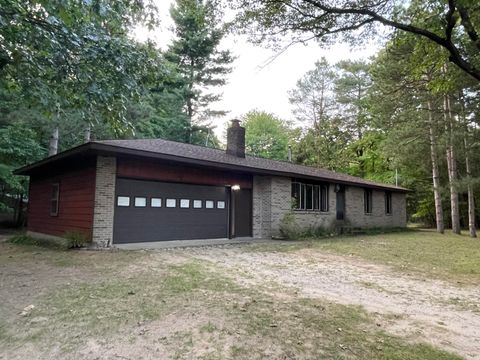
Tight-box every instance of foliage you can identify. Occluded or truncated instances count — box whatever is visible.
[242,110,292,160]
[63,231,91,248]
[279,212,332,239]
[231,0,480,81]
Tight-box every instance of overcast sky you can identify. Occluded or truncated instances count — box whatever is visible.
[133,0,380,140]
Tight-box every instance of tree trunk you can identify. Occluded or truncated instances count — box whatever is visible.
[464,136,477,238]
[427,99,444,233]
[84,125,91,143]
[49,126,59,156]
[443,94,461,234]
[459,91,477,238]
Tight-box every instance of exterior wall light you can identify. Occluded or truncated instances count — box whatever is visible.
[232,184,241,191]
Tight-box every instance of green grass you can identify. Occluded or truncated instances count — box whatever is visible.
[249,229,480,285]
[8,233,71,250]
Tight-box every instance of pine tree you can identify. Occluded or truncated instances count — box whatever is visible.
[165,0,234,143]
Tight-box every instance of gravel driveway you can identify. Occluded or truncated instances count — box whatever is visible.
[174,245,480,359]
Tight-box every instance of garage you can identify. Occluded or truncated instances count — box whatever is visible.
[113,178,230,243]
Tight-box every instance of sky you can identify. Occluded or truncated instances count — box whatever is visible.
[133,0,380,140]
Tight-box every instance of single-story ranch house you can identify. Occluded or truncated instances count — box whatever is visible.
[15,120,407,247]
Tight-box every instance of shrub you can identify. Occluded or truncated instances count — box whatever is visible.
[63,231,91,248]
[279,212,302,239]
[279,213,332,240]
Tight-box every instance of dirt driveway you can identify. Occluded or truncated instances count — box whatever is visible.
[181,245,480,359]
[1,238,479,359]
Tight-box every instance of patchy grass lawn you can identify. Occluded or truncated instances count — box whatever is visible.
[250,229,480,285]
[0,234,467,359]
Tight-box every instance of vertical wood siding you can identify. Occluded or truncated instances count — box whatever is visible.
[27,161,96,238]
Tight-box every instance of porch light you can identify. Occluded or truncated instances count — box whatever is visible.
[232,184,241,191]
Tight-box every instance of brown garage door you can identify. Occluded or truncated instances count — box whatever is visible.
[113,178,229,243]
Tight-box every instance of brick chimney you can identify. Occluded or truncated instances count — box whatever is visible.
[226,119,245,158]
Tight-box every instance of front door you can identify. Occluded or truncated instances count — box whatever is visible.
[230,188,252,238]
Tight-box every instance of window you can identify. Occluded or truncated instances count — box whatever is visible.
[180,199,190,208]
[205,200,214,209]
[385,192,392,215]
[364,189,373,214]
[193,200,202,208]
[291,180,328,212]
[134,197,147,207]
[117,196,130,207]
[151,198,162,208]
[217,201,225,209]
[166,199,176,208]
[50,183,60,216]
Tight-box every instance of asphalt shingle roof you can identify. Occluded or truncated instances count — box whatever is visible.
[93,138,408,192]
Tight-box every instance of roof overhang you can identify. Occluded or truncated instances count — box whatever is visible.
[15,142,410,193]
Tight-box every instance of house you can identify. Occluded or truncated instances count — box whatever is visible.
[15,120,407,247]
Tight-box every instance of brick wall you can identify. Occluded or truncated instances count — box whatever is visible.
[252,175,406,238]
[344,186,406,228]
[252,176,272,238]
[92,156,117,247]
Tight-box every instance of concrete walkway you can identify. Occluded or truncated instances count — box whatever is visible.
[114,237,274,250]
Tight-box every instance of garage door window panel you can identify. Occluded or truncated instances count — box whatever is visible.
[166,199,177,208]
[180,199,190,208]
[151,198,162,207]
[117,196,130,207]
[205,200,214,209]
[193,200,202,208]
[217,201,225,209]
[135,197,147,207]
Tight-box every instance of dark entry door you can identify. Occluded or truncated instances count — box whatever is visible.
[113,178,229,243]
[336,186,345,220]
[231,188,252,238]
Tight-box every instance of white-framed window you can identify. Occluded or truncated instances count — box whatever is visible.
[166,198,176,208]
[217,201,225,209]
[117,196,130,207]
[193,200,202,208]
[134,197,147,207]
[151,198,162,208]
[180,199,190,208]
[205,200,214,209]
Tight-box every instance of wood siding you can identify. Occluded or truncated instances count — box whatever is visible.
[27,160,96,238]
[117,157,253,189]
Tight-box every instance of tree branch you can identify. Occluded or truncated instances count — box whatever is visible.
[299,0,480,81]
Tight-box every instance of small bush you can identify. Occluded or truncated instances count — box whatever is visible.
[279,213,302,239]
[63,231,91,248]
[279,213,332,240]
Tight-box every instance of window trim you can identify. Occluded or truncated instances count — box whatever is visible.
[50,183,60,216]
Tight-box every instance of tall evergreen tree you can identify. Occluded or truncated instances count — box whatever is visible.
[165,0,234,143]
